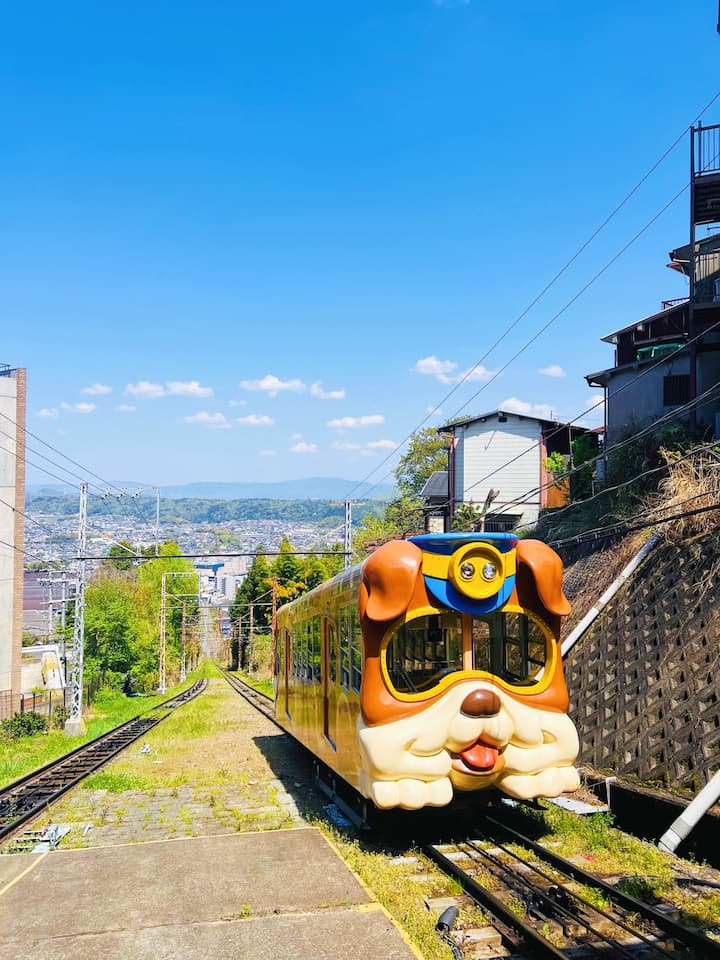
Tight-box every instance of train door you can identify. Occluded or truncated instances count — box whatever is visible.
[323,618,337,748]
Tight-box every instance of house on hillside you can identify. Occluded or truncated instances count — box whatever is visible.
[586,122,720,443]
[422,409,594,533]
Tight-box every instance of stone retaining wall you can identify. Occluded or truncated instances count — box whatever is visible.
[564,531,720,789]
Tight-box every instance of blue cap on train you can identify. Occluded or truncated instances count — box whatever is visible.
[407,532,517,615]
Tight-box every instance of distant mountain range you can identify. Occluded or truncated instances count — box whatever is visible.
[26,477,395,502]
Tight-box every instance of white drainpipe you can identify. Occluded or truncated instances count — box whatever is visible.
[561,531,663,658]
[658,771,720,853]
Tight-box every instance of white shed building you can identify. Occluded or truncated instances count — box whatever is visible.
[439,409,586,531]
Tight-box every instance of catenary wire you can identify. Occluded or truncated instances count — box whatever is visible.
[341,92,720,503]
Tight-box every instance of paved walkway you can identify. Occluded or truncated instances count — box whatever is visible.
[0,827,422,959]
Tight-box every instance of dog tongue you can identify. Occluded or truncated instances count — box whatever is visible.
[460,741,498,771]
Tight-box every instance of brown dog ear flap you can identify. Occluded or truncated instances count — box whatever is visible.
[515,539,571,616]
[361,540,423,622]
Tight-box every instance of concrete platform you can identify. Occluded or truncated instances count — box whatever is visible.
[0,827,421,959]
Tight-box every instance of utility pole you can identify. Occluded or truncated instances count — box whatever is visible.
[158,571,167,694]
[65,482,87,735]
[153,486,160,556]
[478,489,500,532]
[248,603,254,673]
[344,499,352,569]
[46,577,54,641]
[180,601,187,683]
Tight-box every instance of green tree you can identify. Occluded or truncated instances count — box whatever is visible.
[271,536,306,603]
[394,427,450,499]
[230,547,272,630]
[353,428,449,555]
[570,433,599,501]
[102,541,138,571]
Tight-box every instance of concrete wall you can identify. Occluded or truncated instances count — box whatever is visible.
[606,354,690,444]
[453,414,542,527]
[0,368,26,718]
[564,531,720,789]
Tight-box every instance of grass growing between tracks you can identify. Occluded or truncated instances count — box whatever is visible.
[0,682,200,790]
[517,800,720,930]
[46,673,302,843]
[237,674,274,698]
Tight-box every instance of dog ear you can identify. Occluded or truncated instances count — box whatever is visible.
[361,540,423,622]
[515,539,571,616]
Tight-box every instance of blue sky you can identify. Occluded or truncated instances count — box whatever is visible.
[3,1,719,491]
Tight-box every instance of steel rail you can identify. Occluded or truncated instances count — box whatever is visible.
[486,814,720,959]
[424,841,568,960]
[221,671,278,724]
[461,836,665,960]
[0,680,206,843]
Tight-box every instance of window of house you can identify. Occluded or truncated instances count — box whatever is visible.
[663,374,690,406]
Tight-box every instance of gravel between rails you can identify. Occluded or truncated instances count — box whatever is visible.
[33,677,316,848]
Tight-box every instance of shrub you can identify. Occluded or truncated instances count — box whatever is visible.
[0,711,49,740]
[51,705,68,729]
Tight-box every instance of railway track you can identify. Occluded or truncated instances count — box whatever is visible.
[220,670,720,956]
[221,670,277,722]
[424,814,720,959]
[0,680,207,844]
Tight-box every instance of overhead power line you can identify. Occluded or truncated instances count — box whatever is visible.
[343,89,720,503]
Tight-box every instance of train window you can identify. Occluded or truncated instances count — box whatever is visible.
[311,616,322,682]
[350,606,362,692]
[339,606,351,690]
[472,612,547,684]
[297,620,310,682]
[328,622,337,683]
[288,629,294,677]
[386,613,463,694]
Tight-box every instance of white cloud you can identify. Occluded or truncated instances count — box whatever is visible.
[166,380,213,397]
[60,401,96,414]
[290,433,304,440]
[123,379,213,399]
[538,365,566,378]
[332,441,362,451]
[310,380,345,400]
[500,397,556,421]
[290,441,318,453]
[240,374,306,398]
[235,414,274,426]
[416,356,496,384]
[124,380,166,399]
[327,414,384,430]
[415,356,458,377]
[114,404,136,413]
[81,383,112,395]
[259,449,277,456]
[582,394,605,425]
[228,399,247,408]
[183,411,230,429]
[36,408,58,419]
[438,364,496,385]
[367,439,397,450]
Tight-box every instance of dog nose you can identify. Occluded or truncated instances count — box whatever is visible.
[460,689,501,718]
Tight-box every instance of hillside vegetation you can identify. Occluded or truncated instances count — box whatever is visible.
[25,494,385,525]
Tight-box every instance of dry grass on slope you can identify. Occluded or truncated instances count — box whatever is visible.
[560,532,647,639]
[644,447,720,542]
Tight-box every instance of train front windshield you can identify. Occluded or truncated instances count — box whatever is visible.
[384,609,550,695]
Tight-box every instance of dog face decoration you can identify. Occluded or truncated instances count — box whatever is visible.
[357,534,580,811]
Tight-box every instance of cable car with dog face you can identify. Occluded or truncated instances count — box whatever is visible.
[274,532,579,811]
